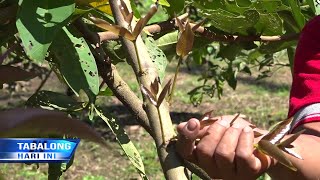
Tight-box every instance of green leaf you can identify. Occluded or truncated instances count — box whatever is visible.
[198,9,260,35]
[259,40,297,54]
[130,1,141,18]
[254,12,283,35]
[51,27,99,102]
[193,0,224,10]
[98,87,113,96]
[155,0,170,7]
[236,0,251,7]
[306,0,320,15]
[223,65,237,90]
[26,90,85,112]
[218,43,243,61]
[104,40,126,64]
[165,0,184,16]
[156,31,178,48]
[287,0,305,30]
[16,0,75,62]
[251,0,289,13]
[145,37,168,82]
[94,107,148,180]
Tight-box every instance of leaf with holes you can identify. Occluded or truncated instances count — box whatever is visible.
[51,27,99,102]
[0,65,36,84]
[16,0,75,62]
[95,107,148,179]
[26,90,86,112]
[145,37,168,82]
[0,108,105,146]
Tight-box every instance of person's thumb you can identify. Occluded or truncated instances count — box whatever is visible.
[176,118,200,161]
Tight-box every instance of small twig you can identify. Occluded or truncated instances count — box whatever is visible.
[169,56,183,103]
[34,69,52,94]
[98,17,299,43]
[229,113,240,126]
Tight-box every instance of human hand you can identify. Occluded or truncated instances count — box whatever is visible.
[176,115,273,180]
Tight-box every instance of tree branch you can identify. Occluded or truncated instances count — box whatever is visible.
[109,0,189,179]
[98,17,299,43]
[73,18,153,137]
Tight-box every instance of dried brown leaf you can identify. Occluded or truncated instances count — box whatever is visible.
[125,12,134,24]
[175,16,184,32]
[258,140,296,171]
[262,117,293,144]
[249,124,257,129]
[278,129,305,148]
[0,65,37,84]
[89,16,134,40]
[230,113,240,126]
[0,108,106,146]
[282,147,303,160]
[157,79,172,107]
[150,78,159,96]
[141,85,157,106]
[176,22,194,58]
[192,18,206,32]
[199,110,214,121]
[254,130,264,138]
[119,0,130,17]
[200,118,218,129]
[132,4,158,39]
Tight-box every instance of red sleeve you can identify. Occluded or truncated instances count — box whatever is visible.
[288,16,320,119]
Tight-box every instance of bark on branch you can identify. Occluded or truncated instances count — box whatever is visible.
[109,0,190,179]
[73,18,153,137]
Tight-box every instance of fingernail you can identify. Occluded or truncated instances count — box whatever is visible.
[232,123,241,129]
[244,126,252,133]
[187,120,197,131]
[218,119,228,127]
